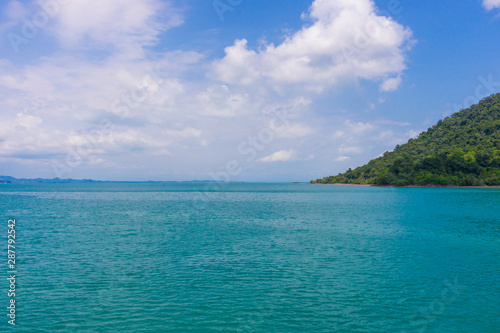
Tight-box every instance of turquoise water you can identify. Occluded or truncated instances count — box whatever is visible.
[0,183,499,332]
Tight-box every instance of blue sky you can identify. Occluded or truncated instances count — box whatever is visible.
[0,0,500,182]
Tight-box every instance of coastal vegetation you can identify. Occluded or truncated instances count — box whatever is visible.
[312,93,500,186]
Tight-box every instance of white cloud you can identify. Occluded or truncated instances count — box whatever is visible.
[47,0,182,58]
[87,156,106,165]
[196,85,250,117]
[344,120,375,134]
[17,112,42,129]
[483,0,500,10]
[259,149,296,162]
[275,123,314,138]
[408,129,423,139]
[152,149,172,156]
[380,75,402,92]
[374,130,394,141]
[164,128,202,138]
[333,130,345,138]
[334,156,351,162]
[212,0,413,91]
[338,145,363,154]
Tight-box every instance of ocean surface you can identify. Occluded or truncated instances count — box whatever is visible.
[0,183,499,332]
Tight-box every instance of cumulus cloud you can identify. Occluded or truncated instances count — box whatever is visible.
[212,0,413,91]
[49,0,182,58]
[259,149,296,162]
[380,75,402,92]
[0,0,204,177]
[483,0,500,10]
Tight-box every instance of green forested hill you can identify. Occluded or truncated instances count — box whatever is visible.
[312,93,500,186]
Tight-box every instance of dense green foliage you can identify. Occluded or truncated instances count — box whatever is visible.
[312,93,500,186]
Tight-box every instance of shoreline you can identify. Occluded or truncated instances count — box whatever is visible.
[311,183,500,189]
[312,183,372,187]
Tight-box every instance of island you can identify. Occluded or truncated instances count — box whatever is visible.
[0,176,224,184]
[311,93,500,186]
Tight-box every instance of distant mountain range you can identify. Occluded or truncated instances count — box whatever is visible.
[0,176,221,184]
[312,93,500,186]
[0,176,103,183]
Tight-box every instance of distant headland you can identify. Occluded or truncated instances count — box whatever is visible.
[312,93,500,186]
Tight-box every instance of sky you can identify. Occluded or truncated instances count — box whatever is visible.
[0,0,500,182]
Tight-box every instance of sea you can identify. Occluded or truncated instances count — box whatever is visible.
[0,183,499,332]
